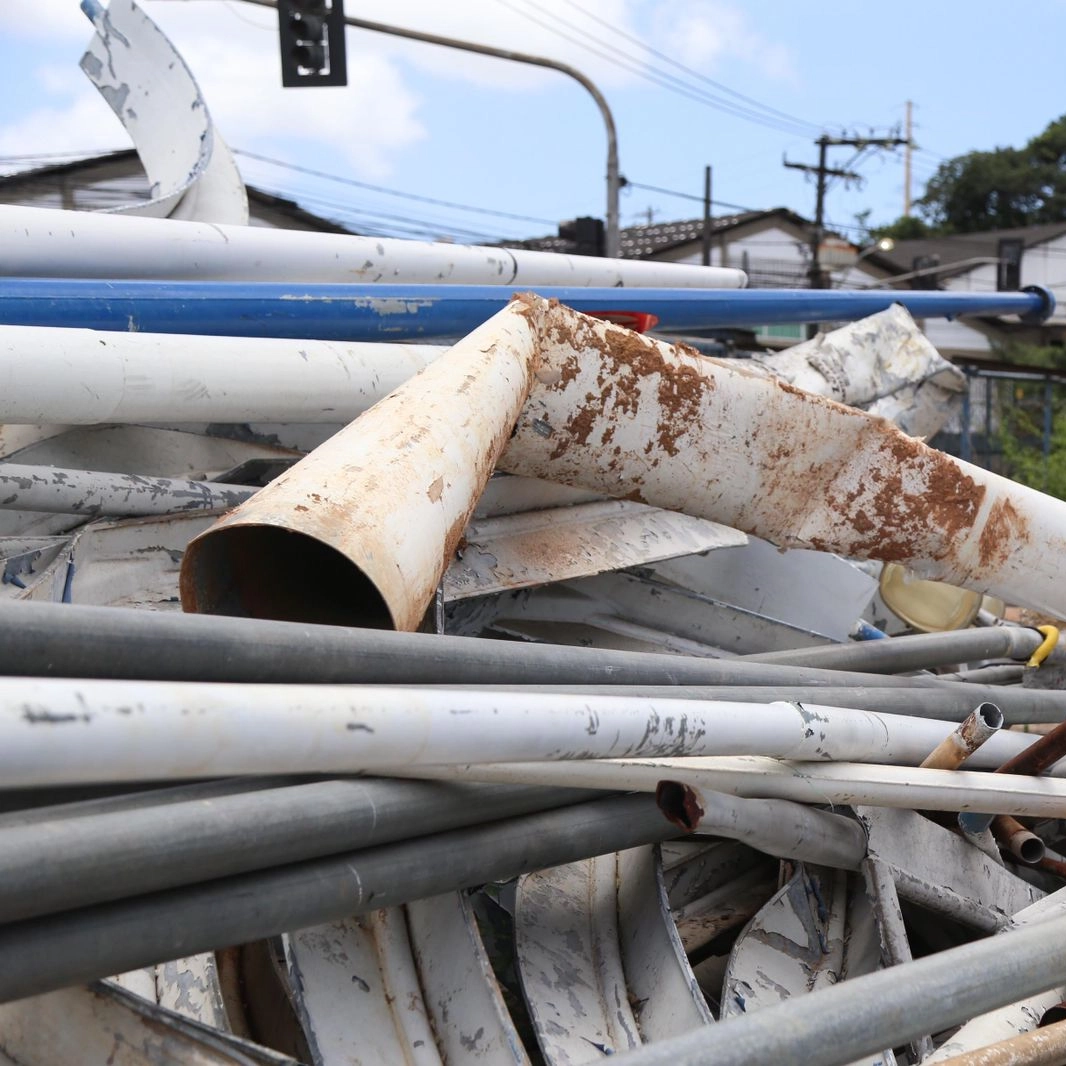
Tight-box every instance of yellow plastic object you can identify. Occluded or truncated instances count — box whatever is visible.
[879,563,983,633]
[1027,625,1060,668]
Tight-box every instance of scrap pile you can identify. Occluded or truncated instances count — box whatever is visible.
[4,3,1066,1065]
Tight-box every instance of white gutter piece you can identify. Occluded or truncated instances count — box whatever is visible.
[80,0,248,224]
[0,204,747,287]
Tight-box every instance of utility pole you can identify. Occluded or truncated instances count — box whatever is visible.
[785,132,909,290]
[903,101,914,217]
[701,165,712,267]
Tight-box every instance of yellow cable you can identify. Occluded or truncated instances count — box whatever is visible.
[1027,625,1060,668]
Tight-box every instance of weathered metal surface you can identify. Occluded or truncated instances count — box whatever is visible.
[3,681,1058,786]
[920,702,1004,770]
[925,990,1066,1063]
[156,955,231,1031]
[670,865,778,957]
[413,757,1066,819]
[281,910,443,1065]
[615,845,716,1040]
[748,304,967,438]
[0,325,441,425]
[516,853,641,1062]
[443,500,744,601]
[406,892,529,1065]
[928,1017,1066,1066]
[0,463,255,517]
[991,814,1046,864]
[181,301,541,630]
[0,204,747,287]
[721,864,847,1017]
[499,296,1066,620]
[80,0,247,224]
[0,980,297,1065]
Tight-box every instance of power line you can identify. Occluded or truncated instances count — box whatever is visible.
[493,0,821,137]
[232,148,558,226]
[622,179,760,214]
[556,0,824,136]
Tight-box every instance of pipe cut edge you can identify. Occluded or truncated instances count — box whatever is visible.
[180,297,542,630]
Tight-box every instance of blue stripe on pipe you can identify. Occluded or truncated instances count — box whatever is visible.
[0,280,1053,341]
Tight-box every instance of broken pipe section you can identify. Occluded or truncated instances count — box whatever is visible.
[183,294,1066,629]
[180,299,541,629]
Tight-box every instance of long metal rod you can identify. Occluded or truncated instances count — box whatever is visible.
[605,908,1066,1066]
[0,463,256,517]
[0,680,1046,787]
[929,1018,1066,1066]
[411,757,1066,818]
[0,779,593,922]
[0,279,1051,340]
[920,702,1003,770]
[239,0,623,256]
[747,626,1044,673]
[0,793,684,1004]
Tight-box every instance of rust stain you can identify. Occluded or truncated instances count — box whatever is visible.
[978,497,1030,570]
[426,476,444,503]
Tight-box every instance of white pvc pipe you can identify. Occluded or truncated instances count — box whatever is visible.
[0,205,748,288]
[0,326,443,424]
[0,680,1054,787]
[401,757,1066,819]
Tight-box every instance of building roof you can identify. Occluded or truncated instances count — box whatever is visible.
[879,222,1066,281]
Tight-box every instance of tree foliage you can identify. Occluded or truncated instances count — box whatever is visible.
[916,115,1066,234]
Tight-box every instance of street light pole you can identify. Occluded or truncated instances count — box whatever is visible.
[242,0,622,257]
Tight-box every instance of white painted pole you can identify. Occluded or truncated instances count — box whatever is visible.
[0,205,747,288]
[404,757,1066,818]
[0,680,1055,788]
[0,325,443,425]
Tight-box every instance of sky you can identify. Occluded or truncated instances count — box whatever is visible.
[0,0,1064,249]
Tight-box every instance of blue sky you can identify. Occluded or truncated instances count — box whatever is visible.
[1,0,1064,246]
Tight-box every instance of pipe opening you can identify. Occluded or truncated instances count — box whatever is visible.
[180,525,394,629]
[1013,833,1046,865]
[656,780,702,832]
[976,702,1005,730]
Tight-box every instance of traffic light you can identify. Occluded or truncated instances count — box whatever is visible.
[558,217,606,257]
[277,0,347,87]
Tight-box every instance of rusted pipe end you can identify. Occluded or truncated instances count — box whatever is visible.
[656,780,703,832]
[180,524,394,629]
[976,702,1004,731]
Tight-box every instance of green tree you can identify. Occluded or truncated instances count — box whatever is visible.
[915,115,1066,233]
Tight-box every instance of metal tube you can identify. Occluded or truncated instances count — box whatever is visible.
[748,627,1044,673]
[0,206,745,287]
[0,463,256,517]
[991,814,1046,864]
[0,279,1049,341]
[603,911,1066,1066]
[920,702,1004,770]
[499,297,1066,621]
[897,1018,1066,1066]
[0,325,442,424]
[654,783,867,869]
[181,301,542,630]
[997,719,1066,778]
[404,758,1066,819]
[0,681,1041,787]
[0,793,684,1004]
[0,778,592,922]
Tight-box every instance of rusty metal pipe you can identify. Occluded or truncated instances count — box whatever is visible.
[928,1017,1066,1066]
[180,301,541,630]
[920,703,1004,770]
[991,814,1046,864]
[0,793,684,1004]
[654,782,867,869]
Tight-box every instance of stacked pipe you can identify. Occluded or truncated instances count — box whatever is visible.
[5,286,1066,1066]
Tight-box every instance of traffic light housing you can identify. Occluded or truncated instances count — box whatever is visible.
[277,0,347,88]
[558,216,606,257]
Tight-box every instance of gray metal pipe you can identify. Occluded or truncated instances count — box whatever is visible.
[0,778,593,922]
[0,601,953,689]
[655,783,867,869]
[745,626,1042,673]
[0,463,255,517]
[0,793,683,1004]
[607,908,1066,1066]
[427,685,1066,726]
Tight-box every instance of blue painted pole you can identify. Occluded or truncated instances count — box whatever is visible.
[0,279,1053,341]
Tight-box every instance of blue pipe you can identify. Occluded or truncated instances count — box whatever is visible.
[0,279,1053,342]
